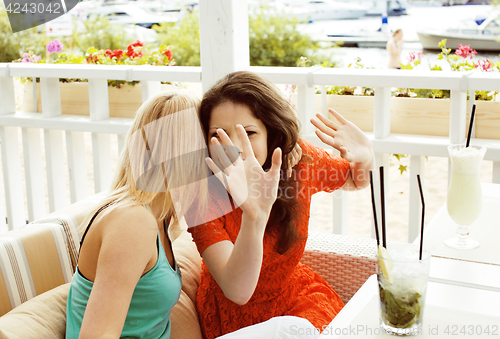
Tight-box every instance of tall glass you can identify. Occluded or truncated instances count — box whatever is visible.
[378,243,431,336]
[445,144,486,250]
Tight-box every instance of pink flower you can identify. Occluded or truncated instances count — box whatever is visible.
[407,51,423,63]
[475,59,493,72]
[21,53,41,63]
[455,44,477,59]
[46,39,63,54]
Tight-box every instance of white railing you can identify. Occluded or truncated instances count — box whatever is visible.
[1,63,499,242]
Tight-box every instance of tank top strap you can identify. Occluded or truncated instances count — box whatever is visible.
[79,202,115,251]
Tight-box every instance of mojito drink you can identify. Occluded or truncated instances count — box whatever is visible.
[377,244,431,336]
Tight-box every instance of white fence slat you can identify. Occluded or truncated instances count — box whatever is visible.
[320,85,328,117]
[408,155,425,243]
[0,113,131,134]
[199,0,250,92]
[117,134,126,158]
[373,87,391,139]
[449,89,467,145]
[372,153,390,240]
[0,76,16,115]
[22,127,46,222]
[493,162,500,184]
[8,63,132,80]
[66,131,88,203]
[92,133,113,193]
[468,90,476,140]
[141,81,161,103]
[296,85,316,136]
[332,190,349,235]
[40,78,62,118]
[88,79,110,121]
[0,126,26,230]
[44,130,68,212]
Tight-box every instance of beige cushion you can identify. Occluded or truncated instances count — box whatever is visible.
[0,195,203,339]
[0,283,69,339]
[173,229,202,303]
[171,290,202,339]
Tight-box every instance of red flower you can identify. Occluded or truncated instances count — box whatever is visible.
[86,54,98,64]
[475,59,493,72]
[126,43,143,59]
[105,49,113,57]
[111,49,123,60]
[163,49,173,61]
[130,40,145,48]
[455,44,477,59]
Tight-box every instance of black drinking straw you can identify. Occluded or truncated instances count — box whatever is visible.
[466,104,477,148]
[369,170,380,247]
[379,166,387,248]
[417,175,425,260]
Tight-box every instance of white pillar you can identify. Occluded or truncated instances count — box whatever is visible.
[199,0,250,93]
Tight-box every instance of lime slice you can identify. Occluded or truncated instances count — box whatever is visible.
[378,245,393,284]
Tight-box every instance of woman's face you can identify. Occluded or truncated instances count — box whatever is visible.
[208,101,268,166]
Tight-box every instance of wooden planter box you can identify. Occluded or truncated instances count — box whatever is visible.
[304,94,499,140]
[21,82,172,119]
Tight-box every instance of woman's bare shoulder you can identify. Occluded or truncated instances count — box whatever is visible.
[97,204,158,242]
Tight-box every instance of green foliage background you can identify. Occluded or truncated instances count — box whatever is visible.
[155,9,322,67]
[73,15,128,52]
[0,4,45,62]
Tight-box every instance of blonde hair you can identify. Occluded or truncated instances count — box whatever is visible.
[82,89,208,240]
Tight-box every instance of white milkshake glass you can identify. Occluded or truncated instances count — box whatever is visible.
[445,144,486,250]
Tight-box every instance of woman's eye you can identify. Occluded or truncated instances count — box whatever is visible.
[210,133,220,139]
[246,131,256,136]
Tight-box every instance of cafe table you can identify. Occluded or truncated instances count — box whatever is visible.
[318,183,500,338]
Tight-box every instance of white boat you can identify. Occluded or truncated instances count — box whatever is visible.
[285,0,369,21]
[417,11,500,51]
[84,4,178,28]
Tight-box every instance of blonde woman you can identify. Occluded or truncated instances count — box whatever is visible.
[66,90,209,339]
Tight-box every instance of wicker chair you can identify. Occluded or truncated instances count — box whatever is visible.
[302,232,377,304]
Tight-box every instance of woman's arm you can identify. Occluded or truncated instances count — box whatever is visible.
[78,209,157,339]
[310,108,375,191]
[201,125,281,305]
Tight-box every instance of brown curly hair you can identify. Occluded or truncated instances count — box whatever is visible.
[199,71,302,254]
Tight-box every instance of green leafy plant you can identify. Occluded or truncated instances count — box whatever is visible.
[73,14,128,53]
[17,39,174,88]
[155,7,323,67]
[0,4,45,62]
[154,12,199,66]
[399,39,499,100]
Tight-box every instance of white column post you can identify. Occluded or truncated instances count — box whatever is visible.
[372,87,391,240]
[199,0,250,93]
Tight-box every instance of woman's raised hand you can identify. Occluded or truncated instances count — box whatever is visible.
[206,125,281,221]
[310,108,373,164]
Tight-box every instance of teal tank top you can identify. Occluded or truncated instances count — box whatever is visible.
[66,205,182,339]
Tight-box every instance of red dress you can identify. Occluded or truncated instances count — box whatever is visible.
[187,140,351,339]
